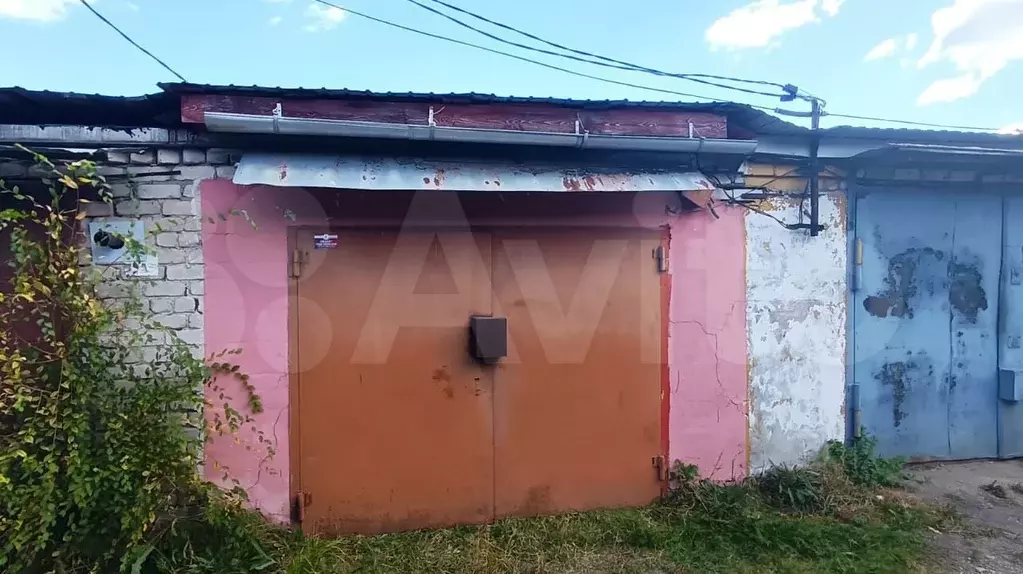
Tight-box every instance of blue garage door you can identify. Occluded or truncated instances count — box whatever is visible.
[997,196,1023,459]
[853,189,1005,460]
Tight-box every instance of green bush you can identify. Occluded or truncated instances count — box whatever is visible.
[753,465,831,514]
[0,151,267,572]
[824,435,906,488]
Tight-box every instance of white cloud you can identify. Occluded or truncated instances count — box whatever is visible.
[864,38,898,61]
[998,121,1023,134]
[917,72,984,104]
[705,0,846,50]
[866,33,921,63]
[821,0,845,16]
[303,2,344,32]
[916,0,1023,105]
[269,15,283,25]
[0,0,79,21]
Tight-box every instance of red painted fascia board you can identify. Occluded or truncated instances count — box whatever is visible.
[181,94,728,139]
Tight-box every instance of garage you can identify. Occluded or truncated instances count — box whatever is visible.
[290,224,665,534]
[852,188,1023,461]
[200,144,748,528]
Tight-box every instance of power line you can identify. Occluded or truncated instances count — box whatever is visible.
[403,0,789,99]
[824,111,1004,133]
[418,0,792,93]
[311,0,779,110]
[77,0,187,82]
[314,2,1007,135]
[400,1,1009,134]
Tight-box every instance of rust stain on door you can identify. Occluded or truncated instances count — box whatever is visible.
[491,228,662,518]
[294,228,494,535]
[294,227,663,535]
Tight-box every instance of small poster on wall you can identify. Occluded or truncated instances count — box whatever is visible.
[313,233,338,249]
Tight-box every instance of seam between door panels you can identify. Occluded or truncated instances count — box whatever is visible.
[491,232,497,524]
[996,197,1006,458]
[947,202,957,458]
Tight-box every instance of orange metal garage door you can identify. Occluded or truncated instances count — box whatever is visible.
[291,227,663,535]
[491,229,663,518]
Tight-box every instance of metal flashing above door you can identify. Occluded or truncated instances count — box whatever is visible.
[233,153,717,197]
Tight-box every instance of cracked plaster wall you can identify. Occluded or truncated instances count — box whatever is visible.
[198,175,847,513]
[203,180,297,521]
[202,185,754,517]
[668,206,748,479]
[745,174,848,471]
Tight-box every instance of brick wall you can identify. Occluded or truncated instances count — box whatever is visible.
[73,147,238,358]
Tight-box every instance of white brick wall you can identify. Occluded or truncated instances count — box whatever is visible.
[74,147,238,359]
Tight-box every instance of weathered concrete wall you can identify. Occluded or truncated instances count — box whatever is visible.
[745,165,848,471]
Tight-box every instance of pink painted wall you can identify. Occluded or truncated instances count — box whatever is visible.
[202,180,295,521]
[668,208,748,479]
[201,182,748,520]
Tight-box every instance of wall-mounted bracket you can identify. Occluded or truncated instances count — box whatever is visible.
[1000,370,1023,402]
[469,315,507,364]
[88,220,144,265]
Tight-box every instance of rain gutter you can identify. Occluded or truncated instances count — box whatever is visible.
[203,112,758,155]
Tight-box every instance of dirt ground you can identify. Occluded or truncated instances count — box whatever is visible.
[908,460,1023,574]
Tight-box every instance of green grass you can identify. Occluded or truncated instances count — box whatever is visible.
[239,499,943,574]
[146,442,948,573]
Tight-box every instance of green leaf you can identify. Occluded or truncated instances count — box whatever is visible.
[129,544,155,574]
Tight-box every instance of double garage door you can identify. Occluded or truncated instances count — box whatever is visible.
[291,227,664,534]
[854,189,1023,461]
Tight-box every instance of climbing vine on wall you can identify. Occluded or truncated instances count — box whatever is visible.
[0,149,269,572]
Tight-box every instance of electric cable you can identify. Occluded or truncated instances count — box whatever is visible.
[310,1,1010,134]
[419,0,791,92]
[403,0,790,98]
[824,111,1004,133]
[78,0,187,82]
[310,0,781,110]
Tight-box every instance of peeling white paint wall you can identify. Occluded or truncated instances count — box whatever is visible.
[746,192,848,471]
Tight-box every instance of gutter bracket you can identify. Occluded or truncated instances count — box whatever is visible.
[272,102,283,135]
[574,116,590,149]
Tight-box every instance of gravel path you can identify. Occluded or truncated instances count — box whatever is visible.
[909,460,1023,574]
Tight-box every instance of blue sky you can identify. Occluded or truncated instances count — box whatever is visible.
[0,0,1020,132]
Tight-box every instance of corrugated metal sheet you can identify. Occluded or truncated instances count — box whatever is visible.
[161,82,741,111]
[159,82,799,138]
[6,84,1020,145]
[825,125,1023,146]
[0,87,178,128]
[233,153,716,195]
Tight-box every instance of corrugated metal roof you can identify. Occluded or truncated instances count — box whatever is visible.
[1,83,798,138]
[822,125,1022,146]
[158,82,803,139]
[159,82,743,110]
[5,83,1017,148]
[0,87,178,127]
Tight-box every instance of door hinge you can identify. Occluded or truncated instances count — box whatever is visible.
[652,455,669,482]
[292,491,311,523]
[654,246,668,273]
[290,249,307,279]
[851,237,863,292]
